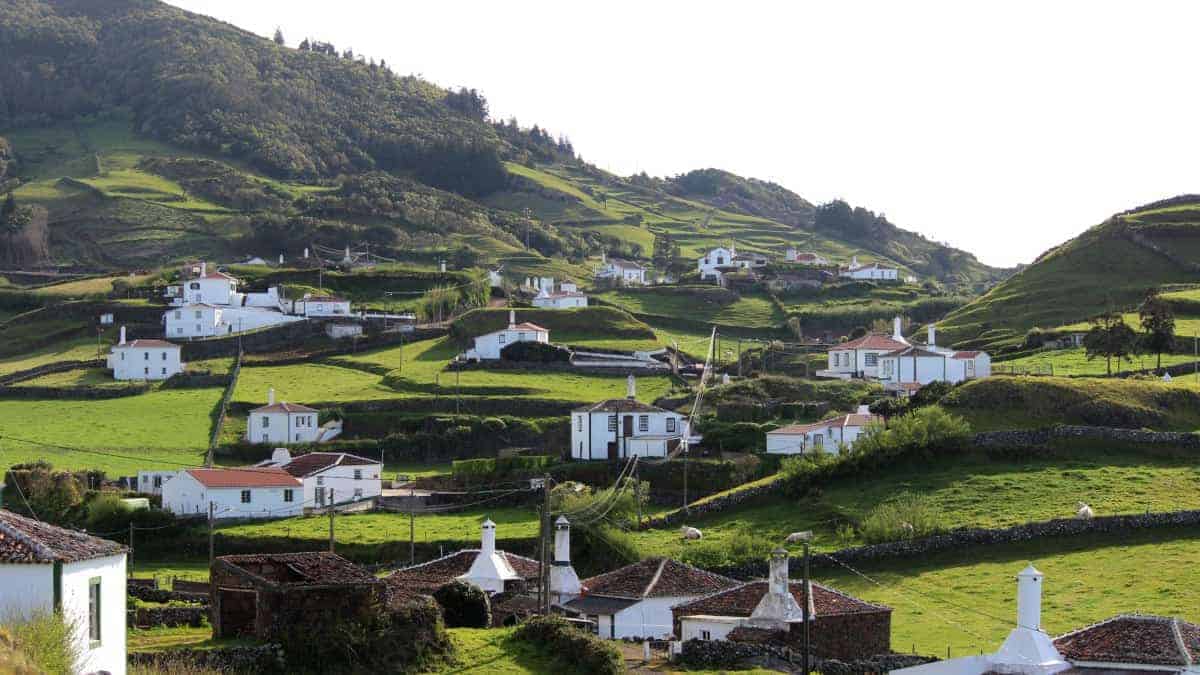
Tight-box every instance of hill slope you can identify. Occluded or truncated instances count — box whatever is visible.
[938,195,1200,350]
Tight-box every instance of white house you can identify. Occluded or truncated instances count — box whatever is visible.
[839,256,899,281]
[731,251,769,270]
[161,467,303,520]
[697,247,735,282]
[766,406,881,455]
[0,509,128,675]
[570,376,690,460]
[296,295,352,318]
[179,262,238,305]
[136,470,179,496]
[246,389,334,445]
[596,256,647,285]
[255,448,382,507]
[563,557,740,640]
[532,287,588,309]
[463,310,550,361]
[107,327,183,381]
[785,249,829,265]
[820,317,910,379]
[165,303,303,339]
[878,325,991,392]
[892,566,1200,675]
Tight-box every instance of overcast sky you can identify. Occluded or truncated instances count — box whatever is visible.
[167,1,1200,268]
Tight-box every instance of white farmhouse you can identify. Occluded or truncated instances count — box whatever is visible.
[532,286,588,309]
[563,557,739,640]
[179,262,238,305]
[107,327,183,381]
[0,510,128,675]
[165,303,303,339]
[570,376,690,460]
[463,310,550,361]
[839,256,899,281]
[296,295,352,318]
[766,405,881,455]
[161,467,303,520]
[878,325,991,392]
[697,247,735,282]
[256,448,382,507]
[246,389,334,445]
[819,317,910,379]
[596,256,647,285]
[136,470,179,496]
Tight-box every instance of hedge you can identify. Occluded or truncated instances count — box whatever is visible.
[512,615,623,675]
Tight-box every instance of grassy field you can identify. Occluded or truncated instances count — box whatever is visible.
[0,388,222,475]
[820,525,1200,653]
[216,507,538,546]
[594,288,785,330]
[0,336,108,376]
[31,273,157,298]
[997,346,1199,376]
[631,448,1200,557]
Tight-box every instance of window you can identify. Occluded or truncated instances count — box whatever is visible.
[498,333,506,344]
[354,488,363,498]
[176,327,183,335]
[161,367,166,375]
[607,415,617,432]
[142,476,149,485]
[638,415,649,432]
[161,352,167,360]
[194,310,202,319]
[283,489,294,502]
[354,469,362,480]
[262,416,269,428]
[240,490,251,503]
[883,360,894,377]
[189,282,200,290]
[144,367,149,375]
[195,324,201,333]
[144,352,150,361]
[174,311,182,319]
[88,578,101,645]
[717,256,724,265]
[317,476,325,486]
[120,352,125,361]
[813,434,824,448]
[153,476,162,488]
[666,418,677,433]
[518,332,527,341]
[864,353,878,367]
[700,630,711,641]
[295,433,301,441]
[576,416,583,432]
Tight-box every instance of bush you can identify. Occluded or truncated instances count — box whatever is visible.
[512,615,622,675]
[433,581,491,628]
[909,380,955,408]
[859,492,943,544]
[852,406,971,460]
[7,612,79,675]
[868,397,907,418]
[680,531,774,569]
[500,340,571,363]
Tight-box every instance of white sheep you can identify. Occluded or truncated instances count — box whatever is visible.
[785,531,813,544]
[899,522,915,536]
[680,526,703,540]
[1076,502,1095,520]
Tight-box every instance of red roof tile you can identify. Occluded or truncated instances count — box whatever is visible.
[673,580,888,619]
[113,339,180,349]
[574,399,671,414]
[251,402,318,414]
[1054,615,1200,666]
[580,558,740,599]
[952,351,983,359]
[0,509,126,564]
[832,334,909,351]
[186,467,301,488]
[218,552,378,586]
[884,346,946,358]
[282,453,378,478]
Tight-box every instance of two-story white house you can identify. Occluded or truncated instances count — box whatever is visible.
[161,467,303,520]
[839,256,899,281]
[255,448,382,507]
[697,247,735,282]
[107,327,183,381]
[819,317,910,379]
[179,262,238,305]
[766,406,882,455]
[165,303,304,339]
[596,256,647,285]
[246,390,332,445]
[570,376,690,460]
[463,311,550,361]
[0,510,128,675]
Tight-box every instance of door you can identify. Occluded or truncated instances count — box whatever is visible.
[607,441,618,461]
[622,415,633,436]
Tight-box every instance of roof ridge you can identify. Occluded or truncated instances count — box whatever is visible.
[1172,617,1192,666]
[643,558,668,598]
[0,515,58,561]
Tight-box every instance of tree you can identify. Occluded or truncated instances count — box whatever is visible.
[1138,290,1176,372]
[848,326,868,340]
[1084,310,1138,376]
[273,27,285,45]
[298,37,310,51]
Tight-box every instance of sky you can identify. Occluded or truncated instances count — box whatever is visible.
[167,0,1200,268]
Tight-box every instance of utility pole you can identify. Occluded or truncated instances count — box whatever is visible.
[542,473,551,613]
[455,364,461,415]
[802,540,811,675]
[634,459,642,528]
[207,502,215,567]
[328,489,335,553]
[128,522,134,574]
[737,339,742,378]
[434,373,440,411]
[535,505,544,613]
[409,486,416,566]
[682,440,689,514]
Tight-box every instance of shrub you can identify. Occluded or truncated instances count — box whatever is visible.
[868,397,907,418]
[7,611,79,675]
[680,531,774,569]
[0,627,39,675]
[512,615,622,675]
[909,380,955,408]
[433,581,491,628]
[853,406,971,460]
[500,340,571,363]
[860,492,943,544]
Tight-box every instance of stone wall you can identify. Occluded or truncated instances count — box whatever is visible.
[793,611,891,660]
[0,383,151,399]
[128,606,209,628]
[0,359,104,385]
[676,637,931,672]
[974,424,1200,449]
[642,477,784,529]
[128,644,285,673]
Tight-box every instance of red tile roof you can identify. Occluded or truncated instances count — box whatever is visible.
[0,509,126,564]
[218,552,378,586]
[580,558,740,599]
[282,453,378,478]
[770,412,881,435]
[113,339,180,349]
[673,580,888,619]
[186,467,302,488]
[509,322,549,333]
[884,346,946,358]
[952,351,983,359]
[252,402,318,414]
[573,399,671,414]
[833,334,909,351]
[1054,615,1200,666]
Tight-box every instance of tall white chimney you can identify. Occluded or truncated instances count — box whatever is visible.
[554,515,571,564]
[480,519,497,555]
[1016,564,1042,629]
[271,448,291,465]
[267,387,275,406]
[626,374,636,400]
[119,326,127,345]
[927,324,936,347]
[279,253,284,264]
[508,309,516,327]
[550,515,582,601]
[440,260,447,273]
[200,262,207,277]
[892,316,903,340]
[749,548,807,626]
[989,565,1070,673]
[303,247,309,259]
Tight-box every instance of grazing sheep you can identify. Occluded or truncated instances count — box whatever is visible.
[899,522,915,537]
[680,526,703,540]
[785,532,812,544]
[1076,502,1095,520]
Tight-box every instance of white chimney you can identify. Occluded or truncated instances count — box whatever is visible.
[481,519,497,555]
[279,253,284,264]
[893,316,903,340]
[271,448,291,465]
[267,387,275,405]
[988,565,1070,673]
[550,516,582,600]
[119,326,127,345]
[927,324,936,347]
[626,374,636,400]
[857,404,871,415]
[749,548,807,626]
[200,262,207,277]
[601,251,607,264]
[303,247,309,259]
[508,309,516,327]
[554,515,571,564]
[440,260,446,272]
[1017,564,1042,630]
[851,255,858,267]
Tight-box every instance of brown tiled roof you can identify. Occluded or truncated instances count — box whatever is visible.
[509,322,549,332]
[884,346,946,358]
[574,399,670,414]
[580,558,739,599]
[251,402,318,414]
[833,334,909,351]
[674,580,888,619]
[770,412,881,435]
[186,467,301,488]
[282,452,377,478]
[1054,615,1200,666]
[218,552,378,586]
[0,509,126,564]
[384,549,540,596]
[113,339,180,349]
[953,351,983,359]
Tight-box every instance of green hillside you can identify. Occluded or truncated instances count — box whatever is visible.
[940,196,1200,351]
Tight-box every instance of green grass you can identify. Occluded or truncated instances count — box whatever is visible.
[0,336,108,376]
[818,525,1200,653]
[12,367,139,388]
[0,387,223,476]
[216,507,538,546]
[594,288,785,330]
[131,560,211,584]
[440,627,559,674]
[997,346,1199,377]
